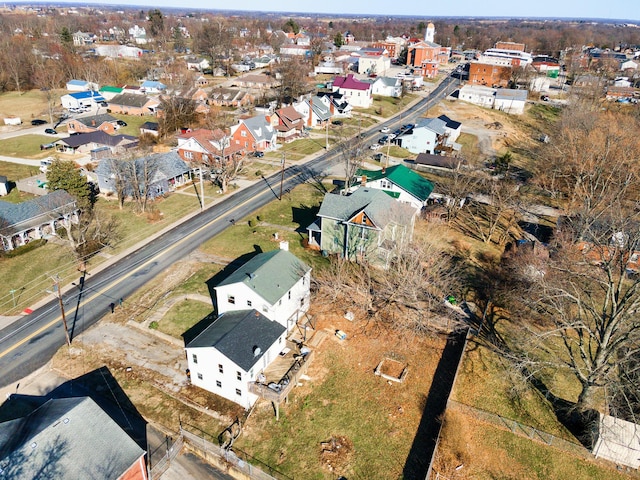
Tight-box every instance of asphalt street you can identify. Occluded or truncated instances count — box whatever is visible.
[0,73,458,389]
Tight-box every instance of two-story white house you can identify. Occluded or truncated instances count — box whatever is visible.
[331,74,373,108]
[185,310,288,409]
[395,117,447,155]
[184,247,311,409]
[214,247,311,331]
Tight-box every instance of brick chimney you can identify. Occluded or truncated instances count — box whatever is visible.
[361,175,367,185]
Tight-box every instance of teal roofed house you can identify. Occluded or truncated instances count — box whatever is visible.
[309,187,418,264]
[348,164,434,210]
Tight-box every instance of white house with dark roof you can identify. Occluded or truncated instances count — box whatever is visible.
[0,190,78,251]
[185,247,311,408]
[294,96,332,128]
[395,117,447,154]
[185,310,287,409]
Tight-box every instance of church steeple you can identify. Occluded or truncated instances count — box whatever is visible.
[425,22,435,43]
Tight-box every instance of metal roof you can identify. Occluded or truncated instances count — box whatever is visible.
[355,164,434,202]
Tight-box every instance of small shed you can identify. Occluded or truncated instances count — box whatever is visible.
[592,413,640,469]
[3,116,21,126]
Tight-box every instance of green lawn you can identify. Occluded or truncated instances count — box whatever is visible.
[358,94,418,118]
[110,114,156,136]
[0,160,40,182]
[0,89,66,120]
[0,134,60,158]
[199,183,327,267]
[267,138,326,161]
[156,299,213,338]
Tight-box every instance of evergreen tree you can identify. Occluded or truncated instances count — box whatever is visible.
[46,160,92,211]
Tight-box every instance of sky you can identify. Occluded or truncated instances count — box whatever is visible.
[37,0,639,22]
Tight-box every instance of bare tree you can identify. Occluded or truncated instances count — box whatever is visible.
[314,229,464,335]
[158,95,197,138]
[457,178,521,245]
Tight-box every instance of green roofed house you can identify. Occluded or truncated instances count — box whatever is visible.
[347,163,434,210]
[308,187,418,264]
[98,85,124,101]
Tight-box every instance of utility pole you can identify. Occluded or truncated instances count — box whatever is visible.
[325,120,329,150]
[279,153,285,201]
[49,276,71,346]
[199,167,204,210]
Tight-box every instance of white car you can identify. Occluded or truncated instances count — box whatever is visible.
[380,127,390,133]
[370,144,382,150]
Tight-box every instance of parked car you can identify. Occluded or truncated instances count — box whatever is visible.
[378,135,389,145]
[540,95,550,102]
[31,119,47,126]
[370,144,382,151]
[44,128,57,135]
[252,151,264,158]
[331,120,343,126]
[116,120,127,127]
[380,127,390,133]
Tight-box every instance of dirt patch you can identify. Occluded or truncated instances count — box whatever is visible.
[320,435,355,475]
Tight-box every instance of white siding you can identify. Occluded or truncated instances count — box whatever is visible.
[186,331,287,409]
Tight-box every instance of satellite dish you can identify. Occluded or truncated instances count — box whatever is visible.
[253,345,262,357]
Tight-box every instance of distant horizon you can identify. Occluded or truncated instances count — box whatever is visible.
[8,1,640,23]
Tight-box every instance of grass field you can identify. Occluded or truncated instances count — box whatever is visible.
[156,299,213,338]
[0,160,40,181]
[359,94,418,118]
[0,89,65,120]
[0,134,62,158]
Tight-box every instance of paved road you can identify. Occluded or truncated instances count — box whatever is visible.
[0,73,459,389]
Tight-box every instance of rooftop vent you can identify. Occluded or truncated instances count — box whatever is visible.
[253,345,262,357]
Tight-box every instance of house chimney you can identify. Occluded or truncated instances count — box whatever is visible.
[91,120,96,126]
[381,167,386,174]
[361,175,367,185]
[307,98,313,127]
[279,240,289,251]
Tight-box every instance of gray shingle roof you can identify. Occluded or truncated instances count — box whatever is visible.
[95,151,189,183]
[0,397,144,479]
[76,113,117,128]
[109,93,154,108]
[241,115,276,143]
[216,249,310,305]
[416,117,447,135]
[57,131,137,148]
[0,190,76,235]
[318,188,416,229]
[186,310,286,371]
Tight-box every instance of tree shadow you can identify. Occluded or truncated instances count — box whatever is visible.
[203,245,264,312]
[402,328,469,480]
[291,204,319,232]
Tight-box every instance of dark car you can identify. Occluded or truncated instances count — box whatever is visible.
[252,151,264,158]
[378,135,389,144]
[31,119,47,126]
[331,120,343,126]
[44,128,57,135]
[116,120,127,127]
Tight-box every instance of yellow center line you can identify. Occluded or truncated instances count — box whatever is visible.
[0,176,293,360]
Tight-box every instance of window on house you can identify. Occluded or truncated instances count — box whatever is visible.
[184,151,193,159]
[216,380,222,388]
[288,291,291,300]
[300,298,305,307]
[218,364,224,374]
[192,354,198,364]
[237,371,242,381]
[247,300,252,307]
[235,388,242,396]
[197,372,203,380]
[228,295,235,304]
[244,141,248,147]
[241,130,247,137]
